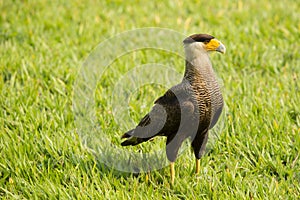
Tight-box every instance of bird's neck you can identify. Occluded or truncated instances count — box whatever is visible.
[183,49,213,79]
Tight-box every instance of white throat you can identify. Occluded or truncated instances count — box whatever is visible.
[184,42,211,67]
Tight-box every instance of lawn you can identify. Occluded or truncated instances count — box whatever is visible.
[1,0,300,199]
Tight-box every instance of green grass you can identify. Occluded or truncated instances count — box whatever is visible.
[1,0,300,199]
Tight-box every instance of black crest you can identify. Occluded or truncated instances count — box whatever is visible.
[183,34,215,44]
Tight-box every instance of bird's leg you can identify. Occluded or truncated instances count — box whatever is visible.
[170,162,175,184]
[166,134,186,185]
[195,159,200,174]
[192,131,209,175]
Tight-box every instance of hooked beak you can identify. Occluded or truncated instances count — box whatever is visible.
[216,43,226,54]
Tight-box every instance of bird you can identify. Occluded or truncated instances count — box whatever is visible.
[121,33,226,184]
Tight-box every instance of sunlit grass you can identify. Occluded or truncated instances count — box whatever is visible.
[1,0,299,199]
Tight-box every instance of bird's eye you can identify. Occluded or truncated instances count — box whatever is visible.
[203,40,210,44]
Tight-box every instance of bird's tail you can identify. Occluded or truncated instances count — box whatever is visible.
[121,129,150,146]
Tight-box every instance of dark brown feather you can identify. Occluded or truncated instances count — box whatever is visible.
[121,34,224,162]
[183,34,215,44]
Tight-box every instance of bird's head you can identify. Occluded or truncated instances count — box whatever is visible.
[183,34,226,61]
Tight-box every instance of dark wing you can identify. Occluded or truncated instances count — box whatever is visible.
[209,104,223,129]
[121,82,194,146]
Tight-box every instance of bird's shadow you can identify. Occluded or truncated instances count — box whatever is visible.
[93,158,171,186]
[91,146,218,186]
[92,159,212,193]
